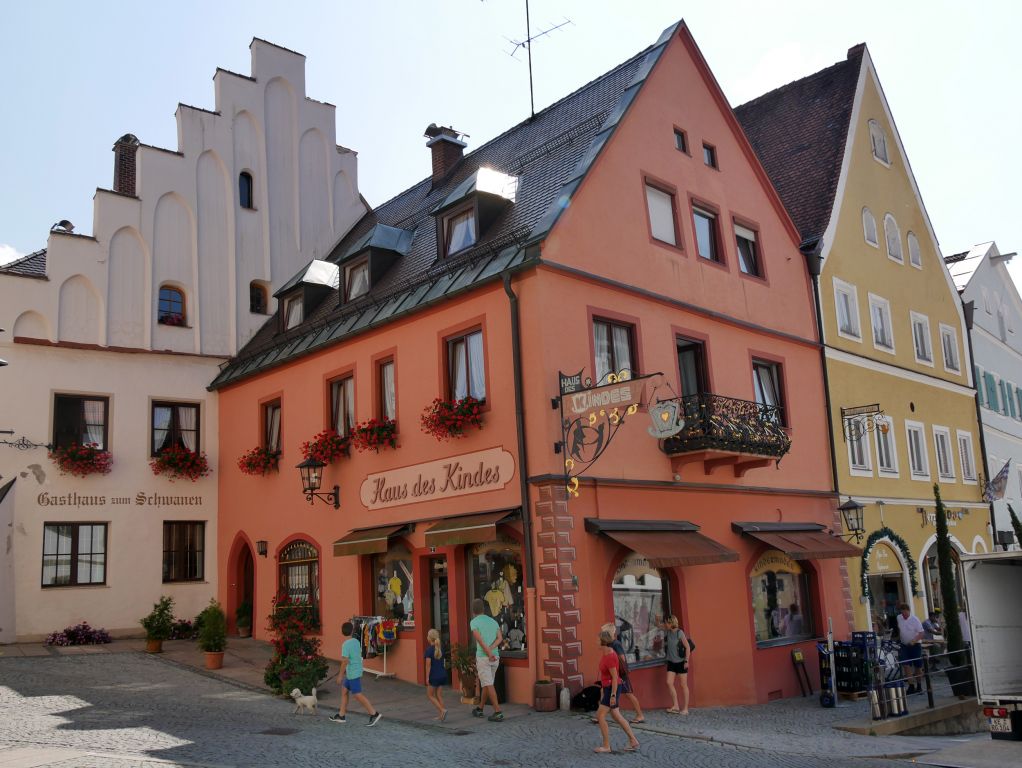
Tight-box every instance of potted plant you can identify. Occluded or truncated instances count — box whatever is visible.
[450,641,478,704]
[237,446,280,476]
[534,678,558,712]
[933,484,976,697]
[140,595,175,653]
[420,395,484,441]
[236,600,253,639]
[350,418,398,453]
[150,444,211,482]
[49,442,113,477]
[198,598,227,669]
[300,429,350,463]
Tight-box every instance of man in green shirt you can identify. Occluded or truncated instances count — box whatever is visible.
[470,598,504,722]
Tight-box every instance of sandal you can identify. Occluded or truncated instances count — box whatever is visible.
[440,710,448,722]
[590,716,600,724]
[629,717,645,724]
[666,707,680,714]
[593,747,613,754]
[624,743,640,752]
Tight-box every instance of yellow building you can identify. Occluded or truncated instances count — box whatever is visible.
[737,44,991,633]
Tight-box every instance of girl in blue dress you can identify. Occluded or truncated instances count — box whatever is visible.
[424,628,448,721]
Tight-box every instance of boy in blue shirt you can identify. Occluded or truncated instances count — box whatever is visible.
[330,622,382,726]
[470,598,504,722]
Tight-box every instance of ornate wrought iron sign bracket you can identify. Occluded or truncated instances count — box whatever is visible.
[0,431,51,451]
[840,404,887,444]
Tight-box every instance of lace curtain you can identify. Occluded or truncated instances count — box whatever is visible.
[82,399,105,447]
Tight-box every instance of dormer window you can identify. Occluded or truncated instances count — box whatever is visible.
[345,260,370,301]
[445,208,477,255]
[869,119,890,164]
[282,294,303,330]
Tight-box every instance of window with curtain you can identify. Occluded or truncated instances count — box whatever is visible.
[239,172,254,209]
[264,401,281,453]
[833,279,861,339]
[875,417,898,475]
[884,214,902,262]
[752,359,785,425]
[750,549,813,645]
[163,521,205,582]
[908,232,922,268]
[846,418,872,472]
[53,395,108,450]
[157,286,186,326]
[379,359,396,420]
[957,432,976,481]
[278,540,320,624]
[345,261,370,301]
[151,402,199,456]
[330,377,355,437]
[282,295,303,330]
[468,539,526,657]
[940,326,960,372]
[911,313,932,363]
[644,183,677,245]
[445,208,477,255]
[933,428,955,480]
[593,319,635,383]
[862,207,878,246]
[870,295,894,350]
[42,523,106,587]
[906,422,929,478]
[448,329,486,401]
[612,553,670,665]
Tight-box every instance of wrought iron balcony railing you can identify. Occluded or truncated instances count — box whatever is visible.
[660,393,791,459]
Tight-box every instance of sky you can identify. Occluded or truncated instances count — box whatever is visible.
[1,1,1019,280]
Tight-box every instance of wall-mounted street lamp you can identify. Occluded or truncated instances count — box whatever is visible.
[837,497,866,543]
[296,457,339,509]
[256,540,268,557]
[995,530,1015,552]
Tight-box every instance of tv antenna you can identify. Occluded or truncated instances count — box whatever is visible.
[504,0,573,118]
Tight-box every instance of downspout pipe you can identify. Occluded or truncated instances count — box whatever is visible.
[503,272,535,589]
[961,299,998,540]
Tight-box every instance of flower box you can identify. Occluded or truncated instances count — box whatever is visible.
[237,446,280,476]
[150,445,211,482]
[49,443,113,477]
[351,418,398,453]
[300,429,351,464]
[420,396,484,441]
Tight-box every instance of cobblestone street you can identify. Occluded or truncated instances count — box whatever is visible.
[0,651,982,768]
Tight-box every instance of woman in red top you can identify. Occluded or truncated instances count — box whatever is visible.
[594,629,640,754]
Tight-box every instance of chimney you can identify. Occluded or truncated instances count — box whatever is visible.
[847,43,866,61]
[424,123,467,184]
[112,133,140,196]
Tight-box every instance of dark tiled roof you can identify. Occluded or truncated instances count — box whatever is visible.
[734,46,864,245]
[0,248,47,279]
[212,22,680,390]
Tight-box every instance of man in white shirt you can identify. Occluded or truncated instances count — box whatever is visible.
[896,603,925,694]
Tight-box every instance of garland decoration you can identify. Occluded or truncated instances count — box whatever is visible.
[860,526,920,599]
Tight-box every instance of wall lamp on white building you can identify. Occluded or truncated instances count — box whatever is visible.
[837,497,866,543]
[296,457,340,509]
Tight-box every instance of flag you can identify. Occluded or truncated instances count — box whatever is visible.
[984,458,1012,502]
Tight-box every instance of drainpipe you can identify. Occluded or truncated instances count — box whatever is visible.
[961,299,998,541]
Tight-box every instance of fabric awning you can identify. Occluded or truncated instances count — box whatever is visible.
[583,518,738,567]
[333,525,406,557]
[424,510,517,548]
[732,522,861,560]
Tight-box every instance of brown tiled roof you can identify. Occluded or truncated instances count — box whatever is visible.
[0,248,47,279]
[734,46,864,245]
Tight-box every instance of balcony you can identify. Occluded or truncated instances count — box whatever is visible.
[659,393,791,478]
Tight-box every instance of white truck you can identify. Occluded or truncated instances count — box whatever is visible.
[961,551,1022,740]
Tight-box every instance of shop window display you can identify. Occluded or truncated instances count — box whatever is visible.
[372,542,414,627]
[750,549,813,645]
[612,553,669,665]
[468,539,526,657]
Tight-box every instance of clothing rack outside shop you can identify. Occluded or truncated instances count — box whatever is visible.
[352,615,396,679]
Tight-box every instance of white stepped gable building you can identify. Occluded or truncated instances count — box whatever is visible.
[0,39,365,642]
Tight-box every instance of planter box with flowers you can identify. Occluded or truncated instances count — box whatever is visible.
[150,444,211,482]
[351,418,398,453]
[421,396,484,441]
[300,429,351,463]
[237,446,280,476]
[49,443,113,477]
[158,313,186,327]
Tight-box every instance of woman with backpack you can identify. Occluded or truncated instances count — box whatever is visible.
[658,614,693,714]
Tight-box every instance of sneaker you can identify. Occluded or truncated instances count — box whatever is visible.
[488,711,504,722]
[366,712,383,727]
[472,707,485,718]
[329,714,347,724]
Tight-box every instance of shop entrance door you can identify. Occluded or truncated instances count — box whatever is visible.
[868,574,904,638]
[430,557,451,666]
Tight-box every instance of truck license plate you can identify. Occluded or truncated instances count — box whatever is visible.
[989,717,1011,733]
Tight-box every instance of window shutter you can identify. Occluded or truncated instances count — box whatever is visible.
[975,367,984,406]
[985,373,999,410]
[1010,387,1018,419]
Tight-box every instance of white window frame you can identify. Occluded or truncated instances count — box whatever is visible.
[956,430,977,483]
[905,420,930,480]
[932,426,956,481]
[344,259,370,302]
[884,214,903,263]
[907,232,922,269]
[868,293,895,353]
[939,324,960,373]
[910,311,933,366]
[874,415,899,477]
[862,207,879,248]
[845,417,873,476]
[869,119,890,165]
[282,294,303,330]
[833,278,862,341]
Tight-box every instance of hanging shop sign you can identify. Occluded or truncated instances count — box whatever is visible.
[359,446,515,510]
[868,541,901,574]
[647,398,685,439]
[840,404,887,444]
[555,368,661,498]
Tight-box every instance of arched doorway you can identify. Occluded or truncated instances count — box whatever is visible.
[235,543,254,636]
[866,541,907,637]
[922,540,964,618]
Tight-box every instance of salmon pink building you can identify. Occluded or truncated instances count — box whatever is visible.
[213,21,858,707]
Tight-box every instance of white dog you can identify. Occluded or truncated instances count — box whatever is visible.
[290,687,318,715]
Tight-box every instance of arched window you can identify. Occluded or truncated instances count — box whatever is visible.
[249,282,268,314]
[239,172,254,209]
[884,214,902,262]
[922,541,964,618]
[157,285,186,326]
[750,549,814,645]
[862,207,878,246]
[278,540,319,624]
[612,552,671,663]
[869,119,889,164]
[907,232,922,268]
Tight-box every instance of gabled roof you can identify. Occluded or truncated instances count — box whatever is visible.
[944,242,994,292]
[272,259,339,298]
[734,46,864,245]
[0,248,47,279]
[212,22,681,390]
[338,223,415,264]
